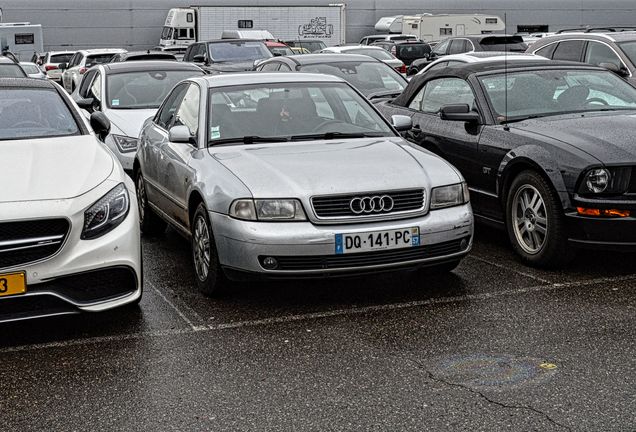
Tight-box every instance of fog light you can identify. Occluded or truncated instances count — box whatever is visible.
[460,238,470,250]
[262,257,278,270]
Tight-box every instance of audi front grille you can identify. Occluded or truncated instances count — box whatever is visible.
[311,189,426,221]
[0,219,70,270]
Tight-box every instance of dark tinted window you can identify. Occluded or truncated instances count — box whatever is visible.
[397,43,431,60]
[0,64,27,78]
[534,43,557,59]
[619,41,636,66]
[155,83,189,129]
[208,41,272,62]
[585,41,622,68]
[86,54,115,67]
[552,40,585,62]
[79,69,98,97]
[479,36,527,52]
[448,39,468,55]
[50,53,73,64]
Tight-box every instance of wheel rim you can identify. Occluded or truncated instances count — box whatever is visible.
[512,185,548,255]
[136,175,146,223]
[193,215,211,281]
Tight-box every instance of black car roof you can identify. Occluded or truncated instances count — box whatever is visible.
[0,77,55,88]
[102,60,202,74]
[392,60,604,106]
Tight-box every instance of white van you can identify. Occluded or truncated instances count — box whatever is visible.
[0,22,44,61]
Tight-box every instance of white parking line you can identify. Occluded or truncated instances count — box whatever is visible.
[1,274,634,354]
[467,255,552,284]
[149,281,203,330]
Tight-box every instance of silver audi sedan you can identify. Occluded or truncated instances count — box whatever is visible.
[134,73,473,294]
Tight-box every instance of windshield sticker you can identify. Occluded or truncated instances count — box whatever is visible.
[210,126,221,139]
[111,99,120,106]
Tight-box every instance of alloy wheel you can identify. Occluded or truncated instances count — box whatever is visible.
[512,184,548,255]
[136,175,146,222]
[193,215,211,281]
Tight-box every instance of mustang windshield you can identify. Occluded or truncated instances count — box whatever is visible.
[208,82,394,144]
[0,89,79,140]
[107,70,202,109]
[479,69,636,122]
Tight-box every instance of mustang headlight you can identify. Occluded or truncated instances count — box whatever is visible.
[229,199,307,221]
[81,183,130,239]
[578,167,632,195]
[108,134,139,153]
[430,182,470,210]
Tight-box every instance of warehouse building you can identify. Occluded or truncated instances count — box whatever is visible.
[2,0,636,50]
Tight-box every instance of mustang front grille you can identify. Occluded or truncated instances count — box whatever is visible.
[0,219,70,269]
[311,189,425,220]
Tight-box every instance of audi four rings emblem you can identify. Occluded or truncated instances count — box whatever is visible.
[349,195,394,214]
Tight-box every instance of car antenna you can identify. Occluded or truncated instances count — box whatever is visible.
[503,12,510,131]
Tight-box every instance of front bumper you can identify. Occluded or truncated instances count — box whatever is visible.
[0,178,142,323]
[566,212,636,251]
[212,204,473,278]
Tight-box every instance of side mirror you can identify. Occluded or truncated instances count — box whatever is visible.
[75,97,94,110]
[439,104,480,123]
[192,54,207,63]
[90,112,111,141]
[391,114,413,132]
[59,63,67,70]
[599,62,629,77]
[273,52,282,57]
[169,125,193,144]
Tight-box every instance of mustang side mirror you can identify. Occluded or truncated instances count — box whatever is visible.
[391,115,413,132]
[169,125,194,144]
[90,112,111,141]
[440,104,480,123]
[599,62,629,77]
[192,54,207,64]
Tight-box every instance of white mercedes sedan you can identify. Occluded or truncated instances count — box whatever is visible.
[0,78,142,323]
[134,73,473,295]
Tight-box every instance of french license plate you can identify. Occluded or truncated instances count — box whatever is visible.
[0,272,27,297]
[335,227,420,254]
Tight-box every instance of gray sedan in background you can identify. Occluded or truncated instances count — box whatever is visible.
[134,73,473,294]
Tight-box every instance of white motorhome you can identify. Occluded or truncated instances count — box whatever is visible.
[159,5,346,48]
[375,16,403,34]
[0,22,44,61]
[402,14,506,41]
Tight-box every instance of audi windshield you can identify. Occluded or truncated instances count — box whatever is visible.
[208,82,394,144]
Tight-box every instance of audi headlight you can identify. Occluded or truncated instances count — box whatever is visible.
[108,134,139,153]
[578,167,632,195]
[430,182,470,210]
[229,199,306,221]
[81,183,130,240]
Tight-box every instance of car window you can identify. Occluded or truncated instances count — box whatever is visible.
[408,78,475,113]
[260,62,280,71]
[534,43,557,59]
[618,41,636,66]
[432,39,451,55]
[347,48,394,61]
[448,39,468,55]
[79,69,98,97]
[90,72,102,101]
[0,65,27,78]
[208,41,272,62]
[0,89,80,140]
[397,43,431,61]
[155,83,189,130]
[552,40,585,62]
[86,54,115,68]
[173,84,200,137]
[50,53,73,64]
[585,42,622,68]
[67,53,78,67]
[278,63,292,72]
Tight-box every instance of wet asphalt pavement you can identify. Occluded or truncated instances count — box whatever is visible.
[1,225,635,431]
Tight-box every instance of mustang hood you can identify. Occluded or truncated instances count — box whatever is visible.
[514,112,636,164]
[0,135,114,203]
[210,138,460,197]
[105,108,156,138]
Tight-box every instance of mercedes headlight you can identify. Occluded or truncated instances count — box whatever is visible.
[108,134,139,153]
[81,183,130,239]
[229,199,307,221]
[430,182,470,210]
[578,167,631,195]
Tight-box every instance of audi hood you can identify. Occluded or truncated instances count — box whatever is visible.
[209,137,462,197]
[0,135,114,203]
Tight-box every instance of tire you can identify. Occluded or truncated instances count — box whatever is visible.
[135,171,166,236]
[191,203,227,296]
[505,170,574,268]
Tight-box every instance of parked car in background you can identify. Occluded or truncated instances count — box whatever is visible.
[134,72,473,294]
[19,62,47,79]
[415,52,549,75]
[0,78,142,323]
[359,34,418,46]
[284,39,327,53]
[0,55,27,78]
[39,51,76,82]
[110,50,177,62]
[153,45,187,61]
[183,39,273,73]
[60,48,126,93]
[264,41,294,57]
[255,54,408,100]
[407,35,528,75]
[527,30,636,86]
[72,61,204,173]
[290,47,311,55]
[376,60,636,267]
[372,40,432,66]
[320,45,407,74]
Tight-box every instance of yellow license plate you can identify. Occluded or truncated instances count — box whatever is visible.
[0,272,27,297]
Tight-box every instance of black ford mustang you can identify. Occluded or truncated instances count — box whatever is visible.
[376,60,636,268]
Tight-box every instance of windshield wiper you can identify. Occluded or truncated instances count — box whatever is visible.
[207,136,289,146]
[500,114,549,125]
[290,132,387,141]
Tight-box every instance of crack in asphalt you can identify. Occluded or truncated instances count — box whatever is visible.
[414,364,574,431]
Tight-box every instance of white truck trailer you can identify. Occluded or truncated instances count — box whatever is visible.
[401,14,506,41]
[0,22,44,61]
[159,5,346,48]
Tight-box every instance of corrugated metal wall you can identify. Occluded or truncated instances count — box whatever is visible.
[2,0,636,50]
